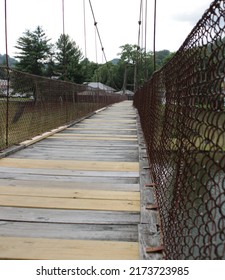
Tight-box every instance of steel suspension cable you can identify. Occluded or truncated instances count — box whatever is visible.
[83,0,87,59]
[88,0,107,64]
[88,0,119,90]
[144,0,148,80]
[4,0,9,68]
[137,0,143,49]
[134,0,143,91]
[153,0,157,71]
[4,0,9,146]
[62,0,65,35]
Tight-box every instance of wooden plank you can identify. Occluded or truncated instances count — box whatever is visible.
[0,186,140,201]
[50,136,138,141]
[0,172,139,184]
[82,119,136,123]
[7,155,139,162]
[75,124,137,128]
[33,140,139,148]
[0,158,139,172]
[0,167,139,178]
[0,195,140,212]
[9,147,139,161]
[0,236,139,260]
[0,222,138,242]
[0,179,140,192]
[0,207,140,224]
[57,133,137,138]
[67,128,137,131]
[21,145,138,151]
[1,147,131,160]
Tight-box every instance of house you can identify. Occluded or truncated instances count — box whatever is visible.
[0,79,7,96]
[86,82,116,93]
[116,89,134,100]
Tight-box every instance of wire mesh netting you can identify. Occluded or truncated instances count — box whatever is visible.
[0,67,126,151]
[134,0,225,259]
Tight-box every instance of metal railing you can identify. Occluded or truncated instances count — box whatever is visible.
[134,0,225,259]
[0,67,126,150]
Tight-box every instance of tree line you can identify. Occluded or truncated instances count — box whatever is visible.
[1,26,174,90]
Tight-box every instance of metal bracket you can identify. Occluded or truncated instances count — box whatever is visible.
[145,245,164,253]
[143,166,150,170]
[145,183,157,188]
[146,203,158,210]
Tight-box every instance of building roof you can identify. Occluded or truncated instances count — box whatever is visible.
[87,82,116,92]
[116,90,134,96]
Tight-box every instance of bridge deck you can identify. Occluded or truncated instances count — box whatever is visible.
[0,101,144,260]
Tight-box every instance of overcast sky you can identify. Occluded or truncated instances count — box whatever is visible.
[0,0,214,62]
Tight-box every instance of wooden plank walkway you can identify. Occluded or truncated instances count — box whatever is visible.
[0,101,141,260]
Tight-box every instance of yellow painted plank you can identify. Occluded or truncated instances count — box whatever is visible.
[55,133,137,138]
[0,186,140,201]
[0,158,139,172]
[0,195,140,212]
[0,236,139,260]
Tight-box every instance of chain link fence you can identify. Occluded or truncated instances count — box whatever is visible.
[0,67,126,151]
[134,0,225,259]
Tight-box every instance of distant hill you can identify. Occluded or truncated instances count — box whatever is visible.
[0,54,17,67]
[111,58,119,65]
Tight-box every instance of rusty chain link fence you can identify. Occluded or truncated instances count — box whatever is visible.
[0,67,126,151]
[134,0,225,259]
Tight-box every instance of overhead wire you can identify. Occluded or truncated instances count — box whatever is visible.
[4,0,9,146]
[136,0,150,86]
[153,0,157,71]
[137,0,143,49]
[144,0,148,80]
[134,0,143,91]
[88,0,107,64]
[62,0,65,35]
[83,0,87,59]
[4,0,9,68]
[88,0,119,90]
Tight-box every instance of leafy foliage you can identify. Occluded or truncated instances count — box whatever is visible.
[91,44,173,91]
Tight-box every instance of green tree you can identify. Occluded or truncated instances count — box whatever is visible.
[118,44,154,90]
[55,34,83,82]
[15,26,52,75]
[80,58,98,83]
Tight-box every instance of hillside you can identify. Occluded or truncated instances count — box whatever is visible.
[0,54,17,67]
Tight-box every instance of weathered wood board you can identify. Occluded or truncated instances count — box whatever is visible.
[0,207,140,224]
[0,221,138,242]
